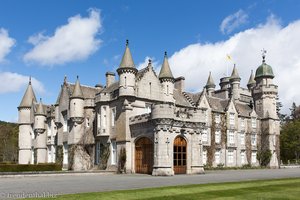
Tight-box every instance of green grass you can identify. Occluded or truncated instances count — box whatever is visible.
[27,178,300,200]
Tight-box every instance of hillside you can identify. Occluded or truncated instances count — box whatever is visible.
[0,120,18,163]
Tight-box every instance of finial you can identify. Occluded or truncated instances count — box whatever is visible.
[164,51,167,57]
[64,75,67,84]
[40,98,42,102]
[251,69,253,74]
[261,49,267,63]
[126,39,129,46]
[77,75,79,80]
[29,76,31,85]
[148,59,152,65]
[234,63,236,67]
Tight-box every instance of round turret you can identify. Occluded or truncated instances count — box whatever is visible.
[34,99,46,133]
[70,76,84,123]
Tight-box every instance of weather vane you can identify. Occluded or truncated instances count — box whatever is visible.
[261,49,267,63]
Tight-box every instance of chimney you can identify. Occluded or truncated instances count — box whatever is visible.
[106,72,115,87]
[174,76,185,93]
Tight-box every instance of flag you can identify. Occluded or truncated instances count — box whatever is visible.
[226,54,232,60]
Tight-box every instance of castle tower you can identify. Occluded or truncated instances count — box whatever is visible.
[253,51,279,168]
[117,40,138,96]
[34,98,47,163]
[205,72,216,96]
[229,64,241,100]
[69,76,84,124]
[158,52,175,102]
[18,78,37,164]
[247,70,256,90]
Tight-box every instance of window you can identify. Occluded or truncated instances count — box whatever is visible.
[145,103,151,114]
[240,118,245,129]
[229,113,235,125]
[47,121,52,136]
[251,118,256,128]
[240,132,245,145]
[228,131,235,145]
[215,114,221,124]
[251,151,257,164]
[63,114,68,132]
[204,110,208,123]
[202,149,207,165]
[63,143,68,165]
[95,142,101,165]
[111,108,116,127]
[102,106,107,128]
[251,134,256,146]
[228,150,234,163]
[97,108,101,129]
[47,146,52,163]
[86,118,90,128]
[202,129,208,142]
[215,130,221,144]
[215,150,220,164]
[111,140,117,165]
[241,151,246,164]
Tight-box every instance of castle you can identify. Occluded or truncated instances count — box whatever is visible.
[18,41,280,175]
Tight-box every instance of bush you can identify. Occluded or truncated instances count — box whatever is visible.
[0,163,62,172]
[257,149,272,167]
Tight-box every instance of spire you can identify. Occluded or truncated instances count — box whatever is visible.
[230,64,241,81]
[247,70,256,88]
[119,40,135,69]
[19,77,37,108]
[35,98,46,116]
[71,76,84,99]
[205,71,216,88]
[159,51,174,80]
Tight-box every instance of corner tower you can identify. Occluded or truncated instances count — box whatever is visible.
[159,52,175,102]
[117,40,138,96]
[205,72,216,96]
[18,78,37,164]
[229,64,241,100]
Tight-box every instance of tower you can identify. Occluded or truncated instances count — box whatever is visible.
[229,64,241,100]
[18,78,36,164]
[252,51,279,168]
[34,98,47,163]
[205,71,216,96]
[69,76,84,124]
[158,52,175,102]
[117,40,138,96]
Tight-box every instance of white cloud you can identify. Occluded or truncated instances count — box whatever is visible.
[0,28,15,62]
[169,15,300,114]
[220,9,248,34]
[24,9,102,66]
[0,72,45,94]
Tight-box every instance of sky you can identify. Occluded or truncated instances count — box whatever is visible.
[1,0,300,122]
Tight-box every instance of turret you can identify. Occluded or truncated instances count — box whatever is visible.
[247,70,256,90]
[205,72,216,96]
[18,77,36,164]
[34,98,47,163]
[158,52,175,102]
[70,76,84,123]
[117,40,138,96]
[229,64,241,100]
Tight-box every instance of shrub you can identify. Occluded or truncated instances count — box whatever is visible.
[0,163,62,172]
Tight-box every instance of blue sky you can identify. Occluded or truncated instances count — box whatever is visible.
[1,0,300,122]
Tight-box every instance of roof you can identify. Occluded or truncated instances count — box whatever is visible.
[71,77,84,99]
[206,72,216,88]
[247,70,256,86]
[68,83,98,99]
[158,52,174,79]
[207,97,229,112]
[255,62,274,80]
[35,99,46,116]
[19,80,37,108]
[101,81,119,93]
[230,65,241,80]
[235,102,253,117]
[118,41,135,69]
[174,89,193,107]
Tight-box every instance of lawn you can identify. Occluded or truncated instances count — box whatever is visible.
[28,178,300,200]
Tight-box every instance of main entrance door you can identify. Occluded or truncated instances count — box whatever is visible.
[173,136,187,174]
[135,137,153,174]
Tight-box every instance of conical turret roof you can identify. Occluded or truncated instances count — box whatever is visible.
[205,72,216,88]
[159,52,174,79]
[35,98,46,116]
[247,70,256,86]
[230,64,241,81]
[19,77,37,108]
[119,40,135,69]
[71,76,84,99]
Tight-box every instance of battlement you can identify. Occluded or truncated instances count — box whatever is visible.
[129,113,151,125]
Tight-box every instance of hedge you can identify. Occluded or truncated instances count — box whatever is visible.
[0,163,62,172]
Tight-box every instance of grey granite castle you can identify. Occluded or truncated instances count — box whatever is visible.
[18,41,280,175]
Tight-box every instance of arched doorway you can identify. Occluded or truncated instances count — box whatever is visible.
[173,136,187,174]
[135,137,153,174]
